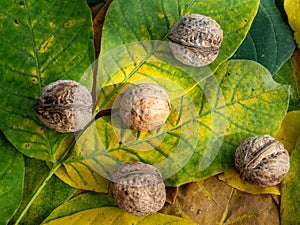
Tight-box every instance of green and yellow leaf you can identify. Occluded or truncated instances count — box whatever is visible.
[0,0,94,161]
[101,0,260,72]
[42,193,116,224]
[58,59,289,190]
[281,137,300,225]
[275,111,300,152]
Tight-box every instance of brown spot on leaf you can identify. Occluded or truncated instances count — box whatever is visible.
[39,35,55,53]
[64,19,76,27]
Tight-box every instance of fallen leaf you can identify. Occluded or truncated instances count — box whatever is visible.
[160,177,280,225]
[166,186,179,204]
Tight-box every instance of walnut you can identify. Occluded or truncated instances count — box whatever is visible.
[234,135,290,187]
[109,162,166,216]
[34,80,93,133]
[168,14,223,67]
[119,84,171,131]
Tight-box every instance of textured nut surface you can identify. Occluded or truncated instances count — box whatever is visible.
[168,14,223,67]
[34,80,93,133]
[119,84,171,131]
[109,162,166,216]
[235,135,290,187]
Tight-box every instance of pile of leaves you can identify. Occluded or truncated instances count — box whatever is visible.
[0,0,299,224]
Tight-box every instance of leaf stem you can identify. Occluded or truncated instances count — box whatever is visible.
[13,132,80,224]
[218,188,235,225]
[13,161,61,225]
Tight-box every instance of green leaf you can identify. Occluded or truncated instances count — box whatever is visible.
[0,131,24,225]
[42,207,196,225]
[42,192,116,224]
[86,0,103,5]
[232,0,296,74]
[0,0,94,161]
[101,0,260,70]
[58,59,289,190]
[275,0,289,23]
[12,157,77,225]
[281,137,300,225]
[273,59,300,111]
[274,60,298,97]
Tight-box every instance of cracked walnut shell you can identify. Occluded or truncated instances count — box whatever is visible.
[119,84,171,131]
[168,14,223,67]
[235,135,290,187]
[109,162,166,216]
[34,80,93,133]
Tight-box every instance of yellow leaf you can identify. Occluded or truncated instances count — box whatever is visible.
[46,134,109,193]
[275,111,300,152]
[55,160,110,193]
[284,0,300,47]
[42,207,196,225]
[218,169,281,195]
[49,136,109,192]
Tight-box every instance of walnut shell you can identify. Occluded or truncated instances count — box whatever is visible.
[119,84,171,131]
[109,162,166,216]
[234,135,290,187]
[168,14,223,67]
[34,80,93,133]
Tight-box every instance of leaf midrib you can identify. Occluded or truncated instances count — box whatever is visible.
[95,85,287,152]
[24,0,42,92]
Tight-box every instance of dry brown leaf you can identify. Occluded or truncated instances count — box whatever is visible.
[160,177,279,225]
[165,186,179,204]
